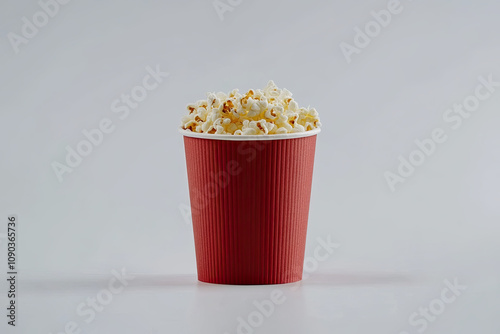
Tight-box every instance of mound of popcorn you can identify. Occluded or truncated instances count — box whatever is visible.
[181,81,321,135]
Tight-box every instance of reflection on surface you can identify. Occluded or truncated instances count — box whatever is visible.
[190,281,307,334]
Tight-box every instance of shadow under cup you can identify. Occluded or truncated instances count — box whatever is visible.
[181,128,320,285]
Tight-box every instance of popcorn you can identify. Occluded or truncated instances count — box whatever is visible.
[181,81,321,135]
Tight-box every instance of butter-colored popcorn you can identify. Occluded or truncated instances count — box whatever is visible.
[181,81,320,135]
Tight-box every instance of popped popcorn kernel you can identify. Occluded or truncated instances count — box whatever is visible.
[181,81,321,135]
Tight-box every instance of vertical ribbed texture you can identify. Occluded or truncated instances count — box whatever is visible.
[184,135,317,285]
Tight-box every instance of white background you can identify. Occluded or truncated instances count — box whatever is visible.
[1,0,499,333]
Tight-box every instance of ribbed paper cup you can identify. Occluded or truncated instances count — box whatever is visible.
[180,127,320,285]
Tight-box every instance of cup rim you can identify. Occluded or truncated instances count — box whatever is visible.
[178,126,320,141]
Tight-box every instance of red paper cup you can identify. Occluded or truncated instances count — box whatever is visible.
[180,128,320,285]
